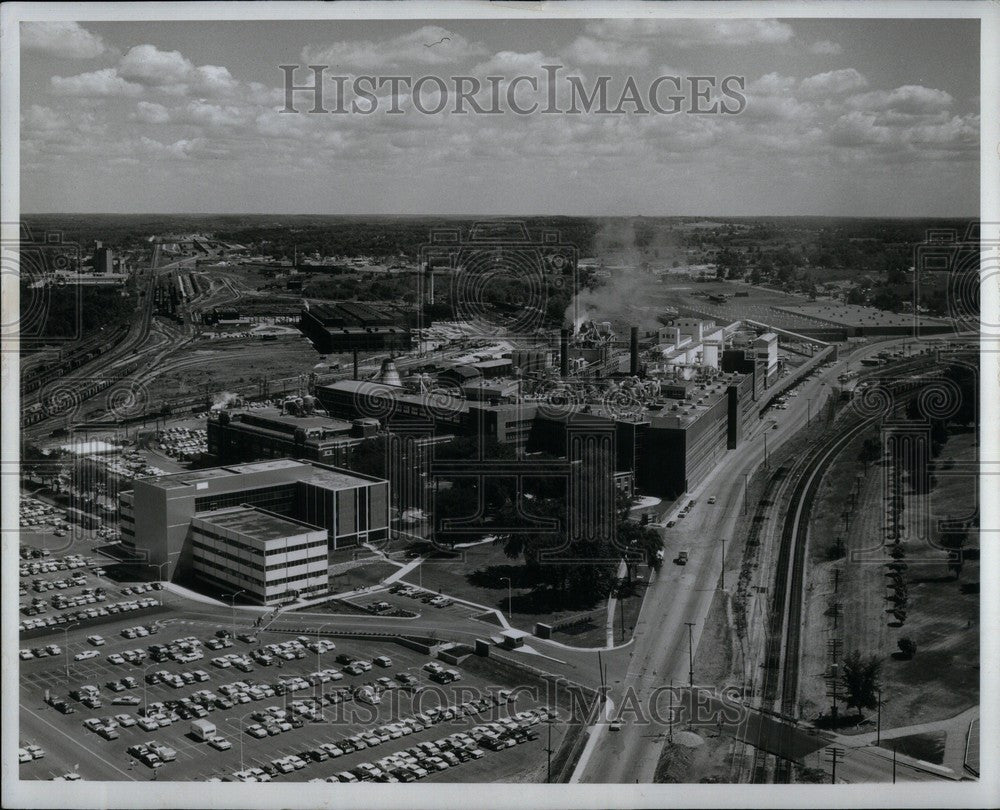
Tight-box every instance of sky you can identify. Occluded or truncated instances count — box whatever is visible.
[19,17,981,216]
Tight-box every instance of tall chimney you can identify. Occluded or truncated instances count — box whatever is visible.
[630,326,639,376]
[353,350,359,380]
[560,328,570,377]
[426,266,435,305]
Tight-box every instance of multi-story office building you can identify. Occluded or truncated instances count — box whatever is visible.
[119,459,389,603]
[190,505,328,604]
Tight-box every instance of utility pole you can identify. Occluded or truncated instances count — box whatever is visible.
[892,742,897,783]
[826,746,844,784]
[597,650,606,697]
[668,679,674,741]
[720,537,726,591]
[685,622,695,687]
[876,688,882,745]
[545,719,553,783]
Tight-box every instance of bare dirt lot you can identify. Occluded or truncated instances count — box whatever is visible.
[799,426,978,732]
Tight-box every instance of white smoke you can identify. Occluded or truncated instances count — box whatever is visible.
[564,219,672,333]
[211,391,240,411]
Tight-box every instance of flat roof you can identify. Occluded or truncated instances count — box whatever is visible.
[195,505,323,540]
[234,408,352,432]
[224,459,305,474]
[302,468,376,490]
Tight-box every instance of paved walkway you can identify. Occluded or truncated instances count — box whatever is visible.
[833,705,978,774]
[382,556,423,585]
[605,560,628,647]
[161,581,266,610]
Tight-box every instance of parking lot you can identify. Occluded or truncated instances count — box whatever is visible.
[17,491,571,784]
[330,582,490,624]
[20,619,565,783]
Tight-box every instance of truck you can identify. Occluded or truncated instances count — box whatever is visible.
[190,718,216,742]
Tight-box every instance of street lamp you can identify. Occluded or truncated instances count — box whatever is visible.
[227,589,248,640]
[500,577,512,620]
[314,622,338,719]
[60,622,80,677]
[226,715,246,773]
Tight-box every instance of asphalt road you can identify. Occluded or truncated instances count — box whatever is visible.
[578,333,970,783]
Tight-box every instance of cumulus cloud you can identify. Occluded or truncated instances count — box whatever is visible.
[847,84,954,115]
[119,44,195,86]
[55,44,243,101]
[302,25,487,68]
[22,104,67,132]
[799,68,868,96]
[22,21,108,59]
[562,35,649,66]
[139,136,215,160]
[132,101,171,124]
[584,18,795,47]
[747,72,798,95]
[51,68,142,97]
[179,100,249,131]
[809,40,843,55]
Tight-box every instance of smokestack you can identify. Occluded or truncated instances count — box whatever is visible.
[630,326,639,376]
[426,266,435,305]
[560,328,570,377]
[353,350,359,380]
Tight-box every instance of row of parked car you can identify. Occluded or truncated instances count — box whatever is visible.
[121,623,160,639]
[30,573,88,592]
[19,642,61,660]
[19,552,91,577]
[107,647,149,665]
[145,668,212,689]
[122,583,159,596]
[19,496,64,528]
[126,741,177,769]
[389,583,454,608]
[230,698,552,783]
[17,742,45,763]
[18,596,158,633]
[51,589,108,611]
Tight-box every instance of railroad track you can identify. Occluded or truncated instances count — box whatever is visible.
[750,370,945,783]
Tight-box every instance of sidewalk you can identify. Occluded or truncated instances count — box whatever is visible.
[832,705,978,776]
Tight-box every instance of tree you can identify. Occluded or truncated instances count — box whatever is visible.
[859,437,881,469]
[940,527,967,579]
[841,651,882,715]
[897,638,917,660]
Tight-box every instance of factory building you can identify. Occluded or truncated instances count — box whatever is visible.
[94,246,114,274]
[119,459,389,603]
[299,302,412,353]
[754,332,779,378]
[206,406,374,466]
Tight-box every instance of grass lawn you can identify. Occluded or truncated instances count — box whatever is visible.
[397,539,624,646]
[329,560,401,592]
[888,731,946,765]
